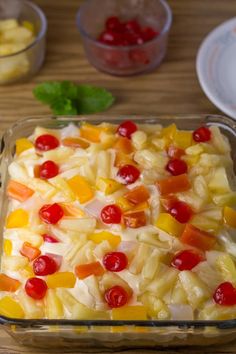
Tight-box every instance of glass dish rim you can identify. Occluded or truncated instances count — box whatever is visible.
[1,113,236,330]
[76,0,172,50]
[0,0,47,59]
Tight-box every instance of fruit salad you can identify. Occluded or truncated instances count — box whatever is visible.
[0,19,35,83]
[1,120,236,321]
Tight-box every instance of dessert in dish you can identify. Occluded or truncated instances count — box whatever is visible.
[1,120,236,321]
[0,19,35,82]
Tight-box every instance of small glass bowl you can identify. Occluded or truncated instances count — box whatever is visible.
[76,0,172,76]
[0,0,47,85]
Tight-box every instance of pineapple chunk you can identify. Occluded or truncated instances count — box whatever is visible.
[212,192,236,207]
[173,130,193,149]
[170,280,188,304]
[49,176,75,202]
[67,175,94,203]
[216,254,236,285]
[59,218,96,233]
[191,214,220,233]
[96,177,121,195]
[177,190,207,212]
[210,126,230,154]
[193,175,209,200]
[146,267,179,297]
[16,229,43,247]
[134,150,168,171]
[69,241,95,266]
[208,167,231,194]
[72,302,109,320]
[178,271,210,308]
[95,151,111,179]
[141,249,161,280]
[140,293,170,319]
[198,304,236,320]
[131,131,147,150]
[28,178,57,199]
[0,19,18,31]
[43,147,74,163]
[45,289,64,319]
[186,144,204,156]
[129,243,153,274]
[18,291,44,319]
[2,255,28,271]
[57,288,78,314]
[8,161,29,182]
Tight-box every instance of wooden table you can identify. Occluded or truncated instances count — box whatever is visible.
[0,0,235,353]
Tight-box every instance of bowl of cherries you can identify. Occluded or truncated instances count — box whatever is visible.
[77,0,172,76]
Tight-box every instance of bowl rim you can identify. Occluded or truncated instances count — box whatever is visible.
[76,0,172,50]
[0,0,47,59]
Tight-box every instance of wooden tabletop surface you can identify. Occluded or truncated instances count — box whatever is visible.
[0,0,236,353]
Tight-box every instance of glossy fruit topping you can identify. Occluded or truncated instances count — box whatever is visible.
[118,164,140,184]
[193,126,211,142]
[171,250,203,271]
[104,285,129,308]
[103,252,128,272]
[42,234,59,243]
[117,120,137,139]
[39,160,59,179]
[213,282,236,306]
[25,277,48,300]
[101,204,122,224]
[35,134,59,151]
[166,158,188,176]
[169,200,193,223]
[33,255,59,276]
[39,203,64,224]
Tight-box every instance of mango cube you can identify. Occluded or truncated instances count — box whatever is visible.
[155,213,184,237]
[173,130,193,149]
[3,239,12,256]
[46,272,76,288]
[67,175,94,203]
[223,206,236,228]
[15,138,33,155]
[6,209,29,228]
[0,296,24,319]
[111,306,147,320]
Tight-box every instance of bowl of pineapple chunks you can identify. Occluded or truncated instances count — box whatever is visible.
[0,0,47,84]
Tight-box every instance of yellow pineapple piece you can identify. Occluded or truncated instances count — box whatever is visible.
[179,271,210,308]
[146,267,179,297]
[173,130,193,149]
[131,131,147,150]
[18,291,44,319]
[72,302,110,320]
[59,217,96,233]
[49,176,75,202]
[96,177,121,195]
[2,255,28,271]
[216,253,236,285]
[208,167,231,194]
[45,289,64,319]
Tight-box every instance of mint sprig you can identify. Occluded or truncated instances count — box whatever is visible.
[33,81,115,115]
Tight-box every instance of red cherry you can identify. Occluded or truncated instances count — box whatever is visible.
[125,19,141,34]
[122,32,143,45]
[101,204,122,224]
[103,252,128,272]
[42,234,59,243]
[105,16,123,32]
[39,203,64,224]
[104,285,129,308]
[129,49,149,64]
[117,164,140,184]
[39,160,59,179]
[35,135,59,151]
[141,27,158,42]
[117,120,137,139]
[213,282,236,306]
[99,30,122,45]
[171,250,204,271]
[33,255,59,276]
[193,126,211,142]
[169,201,193,223]
[166,159,188,176]
[25,277,48,300]
[167,145,185,159]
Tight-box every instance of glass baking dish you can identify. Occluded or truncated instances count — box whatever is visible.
[1,114,236,350]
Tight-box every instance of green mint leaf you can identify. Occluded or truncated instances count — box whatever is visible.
[33,81,78,105]
[33,81,115,115]
[51,98,78,116]
[75,85,115,114]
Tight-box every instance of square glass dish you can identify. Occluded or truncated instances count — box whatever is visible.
[1,114,236,350]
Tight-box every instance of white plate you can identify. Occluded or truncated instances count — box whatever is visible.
[196,17,236,119]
